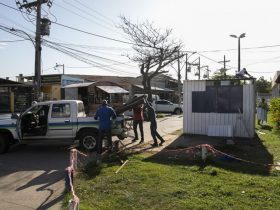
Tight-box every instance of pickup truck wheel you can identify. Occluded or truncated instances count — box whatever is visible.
[0,134,9,154]
[174,108,182,115]
[79,132,98,151]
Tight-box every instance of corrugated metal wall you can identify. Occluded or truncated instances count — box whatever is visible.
[183,80,255,138]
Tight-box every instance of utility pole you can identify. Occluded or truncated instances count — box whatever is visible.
[185,53,188,80]
[177,50,181,104]
[185,52,196,80]
[218,55,230,77]
[198,57,201,80]
[201,66,210,79]
[56,63,65,74]
[18,0,50,100]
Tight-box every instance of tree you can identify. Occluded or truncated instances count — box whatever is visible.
[119,16,183,101]
[256,76,271,93]
[210,69,235,80]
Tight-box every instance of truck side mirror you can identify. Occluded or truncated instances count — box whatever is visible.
[11,113,19,119]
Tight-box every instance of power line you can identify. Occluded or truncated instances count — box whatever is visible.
[63,0,116,28]
[53,1,123,36]
[74,0,116,25]
[43,39,137,68]
[0,39,25,42]
[0,2,133,45]
[198,44,280,53]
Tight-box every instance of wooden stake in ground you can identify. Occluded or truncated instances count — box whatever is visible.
[115,160,129,174]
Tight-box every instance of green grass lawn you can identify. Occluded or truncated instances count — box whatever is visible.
[65,114,280,210]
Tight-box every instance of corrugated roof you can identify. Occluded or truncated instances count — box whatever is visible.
[97,86,129,94]
[134,84,174,92]
[63,82,95,88]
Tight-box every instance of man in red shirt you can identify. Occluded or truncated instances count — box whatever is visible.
[132,100,144,143]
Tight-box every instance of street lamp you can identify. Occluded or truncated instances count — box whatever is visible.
[10,28,35,47]
[230,33,246,72]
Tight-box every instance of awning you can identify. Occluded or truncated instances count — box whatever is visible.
[63,82,95,88]
[133,84,174,92]
[97,86,129,94]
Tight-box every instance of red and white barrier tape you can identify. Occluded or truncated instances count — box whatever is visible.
[67,148,88,210]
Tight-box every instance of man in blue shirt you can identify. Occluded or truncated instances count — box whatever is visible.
[94,100,117,154]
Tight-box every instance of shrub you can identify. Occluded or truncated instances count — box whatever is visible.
[270,98,280,129]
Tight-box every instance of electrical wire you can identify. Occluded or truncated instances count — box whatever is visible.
[63,0,116,28]
[74,0,116,25]
[0,2,133,45]
[53,2,123,36]
[44,39,137,68]
[0,39,25,42]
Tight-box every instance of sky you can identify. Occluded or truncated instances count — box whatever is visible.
[0,0,280,82]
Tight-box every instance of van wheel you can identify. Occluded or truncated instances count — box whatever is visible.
[174,108,182,115]
[79,131,98,151]
[0,134,9,154]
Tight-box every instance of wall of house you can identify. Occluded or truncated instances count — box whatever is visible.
[183,80,255,138]
[272,84,280,98]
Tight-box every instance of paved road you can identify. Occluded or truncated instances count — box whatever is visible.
[126,114,183,142]
[0,144,69,210]
[0,115,183,210]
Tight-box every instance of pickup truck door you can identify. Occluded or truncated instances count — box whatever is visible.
[47,103,73,138]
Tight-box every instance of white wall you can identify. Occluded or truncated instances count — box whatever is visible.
[183,80,255,138]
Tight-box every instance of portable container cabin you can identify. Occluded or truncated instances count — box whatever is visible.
[183,79,256,138]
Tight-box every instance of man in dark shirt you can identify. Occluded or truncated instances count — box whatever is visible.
[132,100,144,143]
[94,100,117,154]
[144,97,165,147]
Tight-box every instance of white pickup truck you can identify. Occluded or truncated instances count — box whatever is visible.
[0,100,127,154]
[152,100,183,114]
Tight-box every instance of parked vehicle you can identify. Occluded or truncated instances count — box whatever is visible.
[0,100,128,154]
[152,100,182,114]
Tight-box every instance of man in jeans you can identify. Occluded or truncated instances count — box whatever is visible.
[132,97,144,143]
[94,100,117,154]
[144,97,165,147]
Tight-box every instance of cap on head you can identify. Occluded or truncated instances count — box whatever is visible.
[102,100,108,105]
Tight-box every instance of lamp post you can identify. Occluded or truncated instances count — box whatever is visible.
[10,28,35,47]
[230,33,246,72]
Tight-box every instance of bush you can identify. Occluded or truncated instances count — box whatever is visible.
[270,98,280,129]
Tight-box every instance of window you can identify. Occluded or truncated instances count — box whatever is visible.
[78,102,85,114]
[51,103,71,118]
[192,86,243,113]
[155,100,169,105]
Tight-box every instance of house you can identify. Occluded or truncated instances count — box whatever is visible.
[63,81,128,114]
[0,77,33,113]
[272,71,280,98]
[183,79,256,138]
[20,74,84,100]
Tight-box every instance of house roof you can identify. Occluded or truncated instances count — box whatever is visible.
[96,86,129,94]
[63,82,95,88]
[0,78,21,85]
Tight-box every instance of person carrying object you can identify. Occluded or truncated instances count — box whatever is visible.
[143,96,165,147]
[94,100,117,154]
[236,68,253,79]
[132,96,144,143]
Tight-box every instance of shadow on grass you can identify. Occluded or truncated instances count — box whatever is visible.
[260,124,273,131]
[143,134,274,176]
